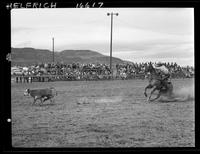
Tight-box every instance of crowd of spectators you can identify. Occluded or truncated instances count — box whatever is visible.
[11,61,194,81]
[115,62,194,79]
[11,62,112,81]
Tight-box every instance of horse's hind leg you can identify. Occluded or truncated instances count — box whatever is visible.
[144,84,153,97]
[147,87,157,102]
[149,92,161,102]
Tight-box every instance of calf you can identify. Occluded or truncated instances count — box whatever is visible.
[24,87,57,105]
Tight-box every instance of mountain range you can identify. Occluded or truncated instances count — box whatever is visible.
[11,47,125,66]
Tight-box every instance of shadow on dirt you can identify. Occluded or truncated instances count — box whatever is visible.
[157,93,194,103]
[32,103,56,107]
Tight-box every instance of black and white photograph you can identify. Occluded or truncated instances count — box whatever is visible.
[9,6,195,148]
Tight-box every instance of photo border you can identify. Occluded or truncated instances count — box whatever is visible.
[1,0,199,152]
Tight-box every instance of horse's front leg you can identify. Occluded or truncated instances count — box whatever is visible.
[147,87,157,102]
[149,91,161,102]
[144,84,153,97]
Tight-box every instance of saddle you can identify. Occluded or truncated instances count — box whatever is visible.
[160,78,171,90]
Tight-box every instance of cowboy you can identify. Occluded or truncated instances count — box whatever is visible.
[153,63,171,90]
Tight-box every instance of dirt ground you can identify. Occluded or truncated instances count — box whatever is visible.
[11,78,195,147]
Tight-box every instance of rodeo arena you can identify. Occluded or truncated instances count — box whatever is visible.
[11,60,195,147]
[11,62,194,83]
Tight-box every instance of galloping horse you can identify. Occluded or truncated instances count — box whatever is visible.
[144,63,173,102]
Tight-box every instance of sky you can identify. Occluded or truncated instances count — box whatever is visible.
[11,8,194,66]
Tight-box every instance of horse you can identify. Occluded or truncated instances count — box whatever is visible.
[144,64,173,102]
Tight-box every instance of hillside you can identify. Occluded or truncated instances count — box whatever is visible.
[11,47,124,66]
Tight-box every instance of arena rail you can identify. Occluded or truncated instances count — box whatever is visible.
[11,73,194,83]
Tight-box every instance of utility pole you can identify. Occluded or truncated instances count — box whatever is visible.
[107,12,118,78]
[52,37,54,63]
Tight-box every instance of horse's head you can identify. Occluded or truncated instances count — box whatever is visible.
[145,64,161,83]
[145,63,156,74]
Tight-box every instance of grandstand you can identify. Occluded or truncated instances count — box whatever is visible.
[11,62,194,83]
